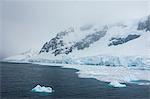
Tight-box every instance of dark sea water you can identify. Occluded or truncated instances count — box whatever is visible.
[0,62,150,99]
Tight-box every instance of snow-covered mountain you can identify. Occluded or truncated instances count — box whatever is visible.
[39,15,149,56]
[26,15,150,68]
[4,15,150,66]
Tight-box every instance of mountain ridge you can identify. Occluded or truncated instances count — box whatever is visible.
[39,15,150,57]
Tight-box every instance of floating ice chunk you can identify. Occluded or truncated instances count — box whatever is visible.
[109,81,126,87]
[31,85,53,93]
[137,82,150,85]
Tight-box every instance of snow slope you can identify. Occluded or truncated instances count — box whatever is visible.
[29,15,150,68]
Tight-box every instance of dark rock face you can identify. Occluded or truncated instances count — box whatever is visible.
[74,30,107,50]
[73,26,108,50]
[109,34,140,46]
[39,26,107,56]
[39,28,74,56]
[137,15,150,31]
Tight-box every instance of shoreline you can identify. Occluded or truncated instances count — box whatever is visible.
[1,62,150,99]
[1,61,150,87]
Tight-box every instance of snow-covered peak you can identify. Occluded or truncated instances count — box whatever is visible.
[38,15,149,58]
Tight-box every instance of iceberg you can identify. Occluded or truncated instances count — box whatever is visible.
[31,85,53,93]
[109,81,126,88]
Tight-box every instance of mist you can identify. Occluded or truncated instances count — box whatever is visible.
[0,0,149,59]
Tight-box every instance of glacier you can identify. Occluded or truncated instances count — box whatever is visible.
[28,55,150,70]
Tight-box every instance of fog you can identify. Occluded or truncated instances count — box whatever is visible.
[0,0,149,59]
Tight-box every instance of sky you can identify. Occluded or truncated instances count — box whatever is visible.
[0,0,150,59]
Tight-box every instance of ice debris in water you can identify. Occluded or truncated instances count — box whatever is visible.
[109,81,126,87]
[31,85,53,93]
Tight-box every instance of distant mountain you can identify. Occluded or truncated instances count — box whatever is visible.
[3,49,38,62]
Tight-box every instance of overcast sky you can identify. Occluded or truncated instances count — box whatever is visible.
[0,0,150,59]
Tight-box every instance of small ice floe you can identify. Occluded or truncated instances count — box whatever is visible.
[31,85,53,93]
[137,82,150,85]
[130,80,150,86]
[109,81,126,88]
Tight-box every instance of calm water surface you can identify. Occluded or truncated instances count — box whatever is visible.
[0,62,150,99]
